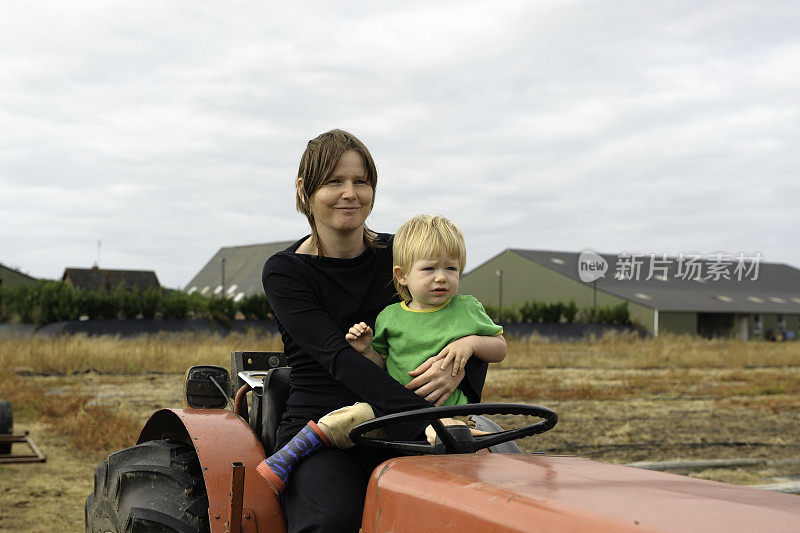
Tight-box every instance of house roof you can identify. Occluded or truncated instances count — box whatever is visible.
[502,249,800,314]
[62,267,161,292]
[184,240,296,298]
[0,263,38,288]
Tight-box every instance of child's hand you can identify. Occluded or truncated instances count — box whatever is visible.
[345,322,373,354]
[424,418,491,445]
[424,417,465,445]
[434,336,475,376]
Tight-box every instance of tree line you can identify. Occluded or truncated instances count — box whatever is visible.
[482,299,631,325]
[0,281,271,325]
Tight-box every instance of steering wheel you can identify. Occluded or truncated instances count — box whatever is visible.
[349,403,557,455]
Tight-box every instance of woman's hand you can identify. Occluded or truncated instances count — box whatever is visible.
[406,357,464,406]
[345,322,373,354]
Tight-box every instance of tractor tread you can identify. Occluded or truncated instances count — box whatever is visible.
[85,440,209,533]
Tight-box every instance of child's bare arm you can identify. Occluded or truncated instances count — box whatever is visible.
[435,334,506,376]
[345,322,386,369]
[361,347,386,369]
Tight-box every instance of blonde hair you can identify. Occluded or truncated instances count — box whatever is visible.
[393,215,467,301]
[296,129,380,256]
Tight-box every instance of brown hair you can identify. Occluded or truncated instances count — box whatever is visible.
[296,129,380,256]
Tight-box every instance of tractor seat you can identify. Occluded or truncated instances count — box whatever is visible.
[260,366,291,454]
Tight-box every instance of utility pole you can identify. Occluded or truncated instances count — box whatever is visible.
[221,258,226,298]
[496,269,503,322]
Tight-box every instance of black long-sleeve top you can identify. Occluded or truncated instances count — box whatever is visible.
[263,233,487,448]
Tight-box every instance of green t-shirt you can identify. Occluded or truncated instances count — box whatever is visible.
[371,294,503,406]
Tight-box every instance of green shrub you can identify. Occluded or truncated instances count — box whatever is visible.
[98,290,119,319]
[162,291,189,320]
[0,288,7,322]
[74,289,91,319]
[0,283,277,325]
[541,303,563,323]
[187,293,209,318]
[582,302,630,325]
[118,286,142,319]
[208,296,235,326]
[37,281,77,323]
[0,285,37,323]
[503,305,521,323]
[519,301,541,322]
[563,300,578,323]
[237,293,270,320]
[74,289,117,320]
[609,302,630,325]
[140,286,162,319]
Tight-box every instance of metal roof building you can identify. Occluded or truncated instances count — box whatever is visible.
[459,249,800,339]
[62,267,161,293]
[0,263,38,288]
[184,241,295,301]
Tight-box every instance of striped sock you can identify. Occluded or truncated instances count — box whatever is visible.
[257,420,330,493]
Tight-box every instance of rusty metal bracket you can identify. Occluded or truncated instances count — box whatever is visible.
[226,462,245,533]
[0,431,46,464]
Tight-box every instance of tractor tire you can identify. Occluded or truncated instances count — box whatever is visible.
[0,400,12,455]
[85,440,210,533]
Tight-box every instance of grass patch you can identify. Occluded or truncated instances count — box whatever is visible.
[502,331,799,369]
[485,367,800,402]
[715,396,800,414]
[1,330,797,376]
[0,330,282,374]
[0,371,140,456]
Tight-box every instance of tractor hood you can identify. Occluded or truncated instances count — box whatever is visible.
[360,454,799,533]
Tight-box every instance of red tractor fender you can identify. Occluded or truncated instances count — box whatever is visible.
[139,408,286,533]
[361,454,800,533]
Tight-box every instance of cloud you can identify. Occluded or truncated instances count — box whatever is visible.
[1,1,799,286]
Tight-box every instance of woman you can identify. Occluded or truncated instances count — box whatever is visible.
[262,129,488,532]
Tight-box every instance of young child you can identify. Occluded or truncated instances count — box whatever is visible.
[257,214,506,493]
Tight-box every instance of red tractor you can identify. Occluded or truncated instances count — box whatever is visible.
[85,351,799,532]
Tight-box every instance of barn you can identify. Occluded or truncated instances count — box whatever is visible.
[184,241,295,302]
[459,249,800,339]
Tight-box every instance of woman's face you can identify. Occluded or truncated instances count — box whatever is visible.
[303,150,374,239]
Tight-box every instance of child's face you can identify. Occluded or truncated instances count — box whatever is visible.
[394,255,460,310]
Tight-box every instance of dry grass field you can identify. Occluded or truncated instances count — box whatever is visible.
[0,331,798,531]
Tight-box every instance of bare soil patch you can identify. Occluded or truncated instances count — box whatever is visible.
[0,373,187,531]
[484,367,800,484]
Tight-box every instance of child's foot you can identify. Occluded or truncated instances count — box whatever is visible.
[257,420,330,494]
[318,402,375,448]
[257,460,286,493]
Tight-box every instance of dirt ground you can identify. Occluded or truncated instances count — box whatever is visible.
[1,367,798,531]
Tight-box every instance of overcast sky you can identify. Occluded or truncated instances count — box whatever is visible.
[2,1,799,289]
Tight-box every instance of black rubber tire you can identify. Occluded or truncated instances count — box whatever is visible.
[0,400,12,455]
[85,440,210,533]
